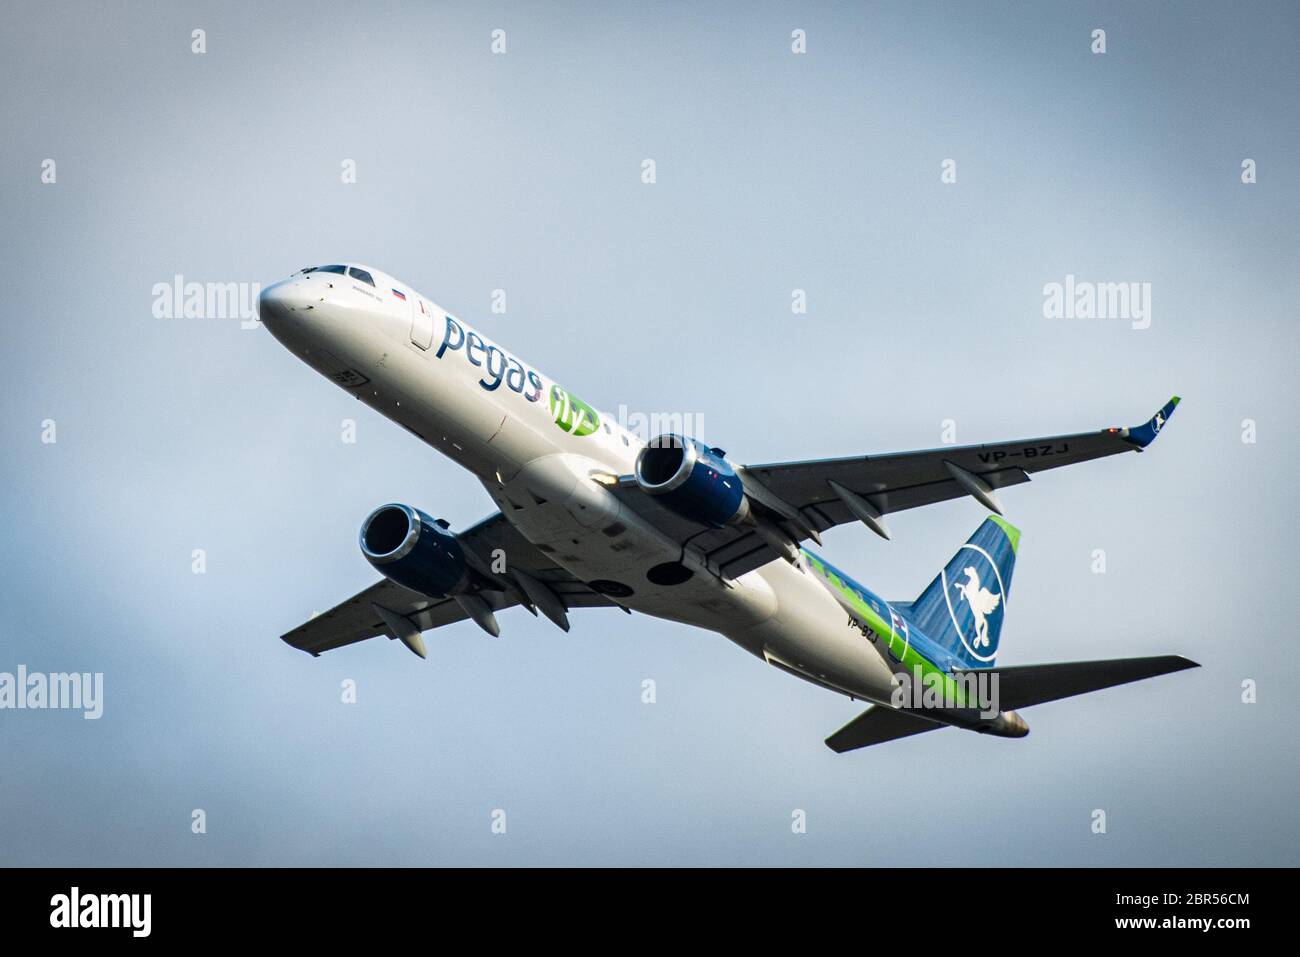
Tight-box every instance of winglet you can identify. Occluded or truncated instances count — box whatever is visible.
[1121,395,1181,449]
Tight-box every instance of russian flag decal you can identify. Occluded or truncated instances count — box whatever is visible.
[392,288,407,301]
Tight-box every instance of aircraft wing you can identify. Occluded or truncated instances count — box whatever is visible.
[609,397,1180,580]
[280,511,618,656]
[744,396,1180,537]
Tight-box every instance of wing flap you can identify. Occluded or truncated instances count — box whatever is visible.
[604,485,792,579]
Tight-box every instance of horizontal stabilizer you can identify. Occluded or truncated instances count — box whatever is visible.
[825,705,946,753]
[961,655,1199,711]
[826,655,1198,753]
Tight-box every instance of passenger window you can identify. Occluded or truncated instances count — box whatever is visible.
[349,267,375,286]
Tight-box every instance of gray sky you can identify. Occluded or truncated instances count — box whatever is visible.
[1,0,1296,865]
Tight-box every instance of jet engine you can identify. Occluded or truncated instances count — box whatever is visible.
[634,435,749,528]
[359,504,472,598]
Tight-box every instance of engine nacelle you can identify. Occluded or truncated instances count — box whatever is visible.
[359,503,471,598]
[634,435,749,528]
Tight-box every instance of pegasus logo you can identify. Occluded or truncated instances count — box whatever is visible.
[952,566,1002,649]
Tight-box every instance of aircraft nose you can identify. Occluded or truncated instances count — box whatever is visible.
[258,278,309,330]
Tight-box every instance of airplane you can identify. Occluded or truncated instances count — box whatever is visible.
[258,262,1197,752]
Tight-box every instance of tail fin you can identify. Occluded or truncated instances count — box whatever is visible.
[903,515,1019,668]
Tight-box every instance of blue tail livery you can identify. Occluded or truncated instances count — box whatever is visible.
[901,515,1020,668]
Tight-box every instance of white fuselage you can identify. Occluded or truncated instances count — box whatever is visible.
[259,265,899,704]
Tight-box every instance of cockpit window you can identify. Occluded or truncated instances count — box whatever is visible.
[348,267,375,286]
[303,264,347,275]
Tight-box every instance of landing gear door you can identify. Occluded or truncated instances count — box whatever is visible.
[410,295,434,350]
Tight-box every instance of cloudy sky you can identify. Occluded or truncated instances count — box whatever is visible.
[1,0,1296,865]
